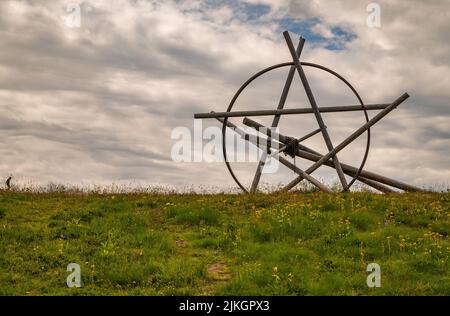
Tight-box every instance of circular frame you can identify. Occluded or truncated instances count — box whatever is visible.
[222,62,371,193]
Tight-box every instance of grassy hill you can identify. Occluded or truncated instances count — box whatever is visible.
[0,190,448,295]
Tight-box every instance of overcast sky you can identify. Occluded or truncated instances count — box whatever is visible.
[0,0,449,191]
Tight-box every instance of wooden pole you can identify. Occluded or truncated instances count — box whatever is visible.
[221,117,392,193]
[194,103,390,119]
[281,93,409,191]
[355,176,396,193]
[277,156,332,192]
[283,31,348,189]
[250,37,305,193]
[216,117,331,192]
[242,104,424,193]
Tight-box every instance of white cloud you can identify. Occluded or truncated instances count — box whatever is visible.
[0,0,449,191]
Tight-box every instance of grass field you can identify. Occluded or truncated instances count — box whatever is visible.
[0,190,448,295]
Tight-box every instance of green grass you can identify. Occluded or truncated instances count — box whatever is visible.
[0,190,448,295]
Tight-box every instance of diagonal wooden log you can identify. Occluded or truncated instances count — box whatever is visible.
[242,102,425,193]
[220,116,393,193]
[231,118,393,193]
[268,127,321,160]
[281,93,409,192]
[353,175,395,193]
[277,156,332,192]
[250,37,305,193]
[243,118,395,193]
[284,31,348,189]
[216,117,331,192]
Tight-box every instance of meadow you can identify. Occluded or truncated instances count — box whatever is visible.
[0,190,448,295]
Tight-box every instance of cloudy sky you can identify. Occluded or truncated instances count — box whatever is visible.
[0,0,449,191]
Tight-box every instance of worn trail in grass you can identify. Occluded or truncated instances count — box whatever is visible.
[0,191,448,295]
